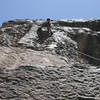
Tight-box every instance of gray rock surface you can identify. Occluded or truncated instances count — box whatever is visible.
[0,19,100,100]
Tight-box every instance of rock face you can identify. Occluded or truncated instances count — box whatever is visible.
[0,19,32,46]
[0,19,100,100]
[56,19,100,31]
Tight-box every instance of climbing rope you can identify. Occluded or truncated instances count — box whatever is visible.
[76,49,100,61]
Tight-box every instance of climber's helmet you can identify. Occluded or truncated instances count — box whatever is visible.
[47,18,50,22]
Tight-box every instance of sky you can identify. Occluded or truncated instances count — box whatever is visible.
[0,0,100,26]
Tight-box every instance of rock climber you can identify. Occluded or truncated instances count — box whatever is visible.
[40,18,51,33]
[37,18,53,43]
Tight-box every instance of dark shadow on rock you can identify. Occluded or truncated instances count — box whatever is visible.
[78,96,95,100]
